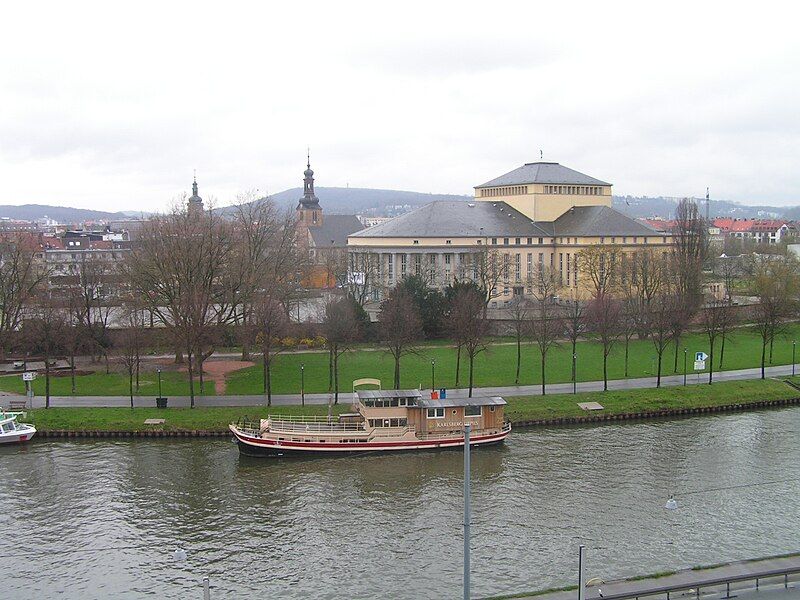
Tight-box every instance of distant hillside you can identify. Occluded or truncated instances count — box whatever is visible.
[267,187,472,216]
[0,204,134,222]
[613,196,793,220]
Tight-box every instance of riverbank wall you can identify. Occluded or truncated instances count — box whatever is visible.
[33,396,800,439]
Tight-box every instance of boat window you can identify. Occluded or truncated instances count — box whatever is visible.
[465,405,482,417]
[427,408,444,419]
[399,398,406,406]
[489,406,496,412]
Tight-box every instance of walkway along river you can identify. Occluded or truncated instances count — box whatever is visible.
[2,407,800,599]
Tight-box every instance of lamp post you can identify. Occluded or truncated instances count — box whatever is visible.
[300,363,305,406]
[793,341,796,377]
[683,348,687,386]
[157,368,162,399]
[463,423,471,600]
[431,359,436,391]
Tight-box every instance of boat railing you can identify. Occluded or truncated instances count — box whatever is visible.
[268,420,366,433]
[370,425,416,438]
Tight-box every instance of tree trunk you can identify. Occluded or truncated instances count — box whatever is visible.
[266,356,272,407]
[334,351,339,404]
[129,370,134,409]
[187,347,195,408]
[656,352,663,388]
[455,344,461,387]
[135,354,140,392]
[174,348,184,364]
[708,338,714,384]
[719,334,726,369]
[769,335,774,363]
[70,353,76,394]
[328,346,334,392]
[673,336,680,373]
[45,357,51,409]
[394,354,401,389]
[515,335,521,384]
[603,352,608,391]
[104,352,110,375]
[198,355,205,394]
[541,352,546,396]
[624,340,629,378]
[761,338,767,379]
[468,353,474,398]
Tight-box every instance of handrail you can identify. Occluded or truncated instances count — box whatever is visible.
[595,564,800,600]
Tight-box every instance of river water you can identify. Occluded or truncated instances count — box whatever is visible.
[3,408,800,599]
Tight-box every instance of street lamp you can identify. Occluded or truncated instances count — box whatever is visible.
[793,341,796,377]
[431,359,436,391]
[300,363,305,406]
[157,368,163,399]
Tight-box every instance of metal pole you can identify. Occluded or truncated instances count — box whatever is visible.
[683,348,687,386]
[431,360,436,391]
[203,576,210,600]
[301,364,305,406]
[577,545,586,600]
[463,423,471,600]
[157,369,162,398]
[793,341,796,377]
[572,353,577,395]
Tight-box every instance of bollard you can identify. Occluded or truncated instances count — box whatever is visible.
[203,576,210,599]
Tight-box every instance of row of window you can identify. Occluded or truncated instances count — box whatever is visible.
[368,418,408,428]
[361,398,417,407]
[408,236,669,248]
[479,186,528,197]
[427,406,484,418]
[544,185,603,195]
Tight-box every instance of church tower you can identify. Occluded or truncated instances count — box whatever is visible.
[297,152,322,227]
[188,174,204,215]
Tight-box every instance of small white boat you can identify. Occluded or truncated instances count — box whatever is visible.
[0,411,36,444]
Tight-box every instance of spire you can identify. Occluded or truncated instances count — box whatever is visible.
[297,152,321,213]
[307,146,311,170]
[188,171,203,213]
[192,171,198,198]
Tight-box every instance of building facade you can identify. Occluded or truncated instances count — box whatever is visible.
[347,162,671,305]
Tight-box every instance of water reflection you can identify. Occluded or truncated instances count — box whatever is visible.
[2,409,800,599]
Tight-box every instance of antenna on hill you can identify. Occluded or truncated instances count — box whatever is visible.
[540,149,543,160]
[706,187,710,221]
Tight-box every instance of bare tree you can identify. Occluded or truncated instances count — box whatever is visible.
[578,244,621,299]
[647,291,679,388]
[700,299,737,384]
[117,305,148,408]
[528,265,561,395]
[447,285,489,397]
[250,291,289,406]
[752,256,799,379]
[347,251,382,307]
[378,288,422,389]
[0,233,47,357]
[586,294,622,391]
[560,293,587,387]
[672,198,708,309]
[21,298,67,408]
[508,296,531,384]
[321,296,363,404]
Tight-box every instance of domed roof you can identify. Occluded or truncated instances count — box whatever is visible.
[304,167,314,177]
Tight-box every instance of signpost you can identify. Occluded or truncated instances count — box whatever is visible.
[22,371,37,406]
[694,351,707,372]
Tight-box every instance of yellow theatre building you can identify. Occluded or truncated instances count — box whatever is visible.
[346,161,672,306]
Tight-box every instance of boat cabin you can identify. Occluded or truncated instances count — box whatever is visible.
[355,390,506,436]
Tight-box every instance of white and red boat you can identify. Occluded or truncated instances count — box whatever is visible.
[230,386,510,457]
[0,411,36,444]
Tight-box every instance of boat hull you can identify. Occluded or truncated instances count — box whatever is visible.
[0,427,36,444]
[230,424,510,458]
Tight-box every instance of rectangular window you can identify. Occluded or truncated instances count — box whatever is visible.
[503,238,509,245]
[538,237,543,245]
[427,408,445,419]
[465,405,482,417]
[491,238,497,245]
[446,240,452,245]
[413,240,419,245]
[515,253,521,281]
[515,237,521,245]
[527,237,532,244]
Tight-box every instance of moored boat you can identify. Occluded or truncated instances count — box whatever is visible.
[0,411,36,444]
[229,387,511,457]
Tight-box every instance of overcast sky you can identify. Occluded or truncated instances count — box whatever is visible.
[1,1,799,212]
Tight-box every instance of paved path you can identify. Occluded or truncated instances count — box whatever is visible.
[5,363,799,409]
[507,554,800,600]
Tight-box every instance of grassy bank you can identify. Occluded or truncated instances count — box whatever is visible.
[20,378,798,433]
[504,378,798,422]
[0,370,215,397]
[25,404,347,433]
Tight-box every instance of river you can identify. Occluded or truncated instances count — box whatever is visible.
[2,408,800,599]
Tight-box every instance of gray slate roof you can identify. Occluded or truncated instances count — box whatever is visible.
[349,201,657,240]
[476,162,611,188]
[309,214,365,248]
[418,396,507,408]
[349,201,552,238]
[553,205,658,237]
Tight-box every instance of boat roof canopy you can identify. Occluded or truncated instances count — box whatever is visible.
[418,396,507,408]
[356,389,423,399]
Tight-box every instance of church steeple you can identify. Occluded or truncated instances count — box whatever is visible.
[297,152,322,226]
[188,172,204,214]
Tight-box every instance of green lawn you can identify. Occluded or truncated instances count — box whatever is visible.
[2,323,799,396]
[25,404,346,432]
[0,370,216,397]
[504,378,798,422]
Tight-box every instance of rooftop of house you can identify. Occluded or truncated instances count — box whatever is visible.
[308,214,365,248]
[475,162,611,189]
